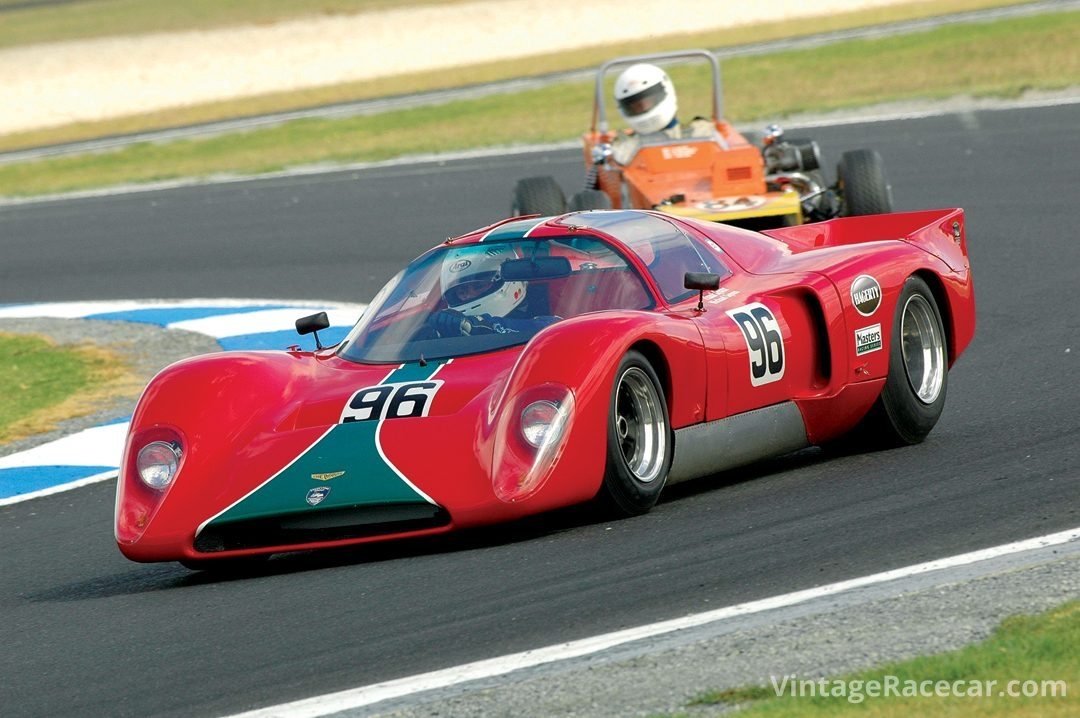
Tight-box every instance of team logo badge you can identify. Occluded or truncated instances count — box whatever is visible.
[851,275,882,316]
[306,487,331,506]
[310,471,345,481]
[661,145,699,160]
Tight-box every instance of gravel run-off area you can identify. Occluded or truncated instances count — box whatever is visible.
[0,317,219,459]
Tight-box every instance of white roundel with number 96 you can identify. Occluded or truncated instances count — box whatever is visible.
[726,303,785,386]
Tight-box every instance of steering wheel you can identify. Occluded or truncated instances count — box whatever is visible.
[429,309,494,337]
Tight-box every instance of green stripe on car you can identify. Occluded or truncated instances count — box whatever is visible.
[201,361,446,529]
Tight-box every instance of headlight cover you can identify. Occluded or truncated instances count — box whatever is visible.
[520,400,569,449]
[136,441,182,490]
[492,384,575,503]
[117,428,186,546]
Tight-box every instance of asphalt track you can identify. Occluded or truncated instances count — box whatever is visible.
[0,103,1078,717]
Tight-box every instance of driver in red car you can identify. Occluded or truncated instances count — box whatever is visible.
[430,245,561,337]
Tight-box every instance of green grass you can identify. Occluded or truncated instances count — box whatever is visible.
[0,0,1027,152]
[686,600,1078,717]
[0,333,135,444]
[0,0,466,49]
[1,9,1076,198]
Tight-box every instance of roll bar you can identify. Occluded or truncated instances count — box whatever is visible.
[594,49,722,133]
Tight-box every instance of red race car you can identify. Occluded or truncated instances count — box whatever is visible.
[116,209,974,569]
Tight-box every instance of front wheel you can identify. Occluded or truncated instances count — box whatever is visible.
[597,351,672,516]
[858,276,948,445]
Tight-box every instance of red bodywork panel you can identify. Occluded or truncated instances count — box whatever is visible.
[116,209,974,562]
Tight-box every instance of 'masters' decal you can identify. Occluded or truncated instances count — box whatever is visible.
[855,324,883,356]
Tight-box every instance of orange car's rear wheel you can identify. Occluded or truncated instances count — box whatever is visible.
[838,149,893,216]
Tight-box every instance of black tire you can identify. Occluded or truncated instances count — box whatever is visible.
[510,176,566,216]
[568,189,612,211]
[597,351,673,516]
[857,276,948,446]
[837,149,893,216]
[179,555,270,573]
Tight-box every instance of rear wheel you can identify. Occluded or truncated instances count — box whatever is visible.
[858,276,948,445]
[511,176,566,216]
[568,189,612,211]
[597,351,672,516]
[838,149,893,216]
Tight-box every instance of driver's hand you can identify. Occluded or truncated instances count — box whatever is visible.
[429,309,469,337]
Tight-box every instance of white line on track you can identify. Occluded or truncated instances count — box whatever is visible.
[0,297,359,318]
[169,307,362,338]
[225,526,1080,718]
[0,422,129,470]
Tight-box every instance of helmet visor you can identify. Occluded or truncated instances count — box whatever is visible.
[618,82,668,118]
[445,271,502,307]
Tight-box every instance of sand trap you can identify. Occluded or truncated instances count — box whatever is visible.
[2,0,911,135]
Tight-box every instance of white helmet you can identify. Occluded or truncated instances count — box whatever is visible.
[440,245,526,317]
[614,63,677,135]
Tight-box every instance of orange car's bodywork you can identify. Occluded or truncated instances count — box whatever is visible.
[583,121,803,224]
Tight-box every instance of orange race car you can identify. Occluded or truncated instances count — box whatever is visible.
[512,50,892,229]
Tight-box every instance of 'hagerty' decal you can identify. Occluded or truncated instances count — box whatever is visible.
[851,275,882,316]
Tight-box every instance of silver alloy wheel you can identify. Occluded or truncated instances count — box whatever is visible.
[614,367,666,483]
[900,293,945,404]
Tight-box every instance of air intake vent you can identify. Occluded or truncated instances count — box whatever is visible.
[194,503,449,552]
[727,167,752,181]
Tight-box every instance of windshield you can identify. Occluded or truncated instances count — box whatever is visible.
[338,235,654,363]
[556,211,731,303]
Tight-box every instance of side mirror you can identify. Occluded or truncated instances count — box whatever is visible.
[684,272,721,311]
[295,312,330,350]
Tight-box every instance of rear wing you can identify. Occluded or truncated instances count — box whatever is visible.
[763,208,969,272]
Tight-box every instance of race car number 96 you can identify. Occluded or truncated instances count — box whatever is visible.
[726,303,785,386]
[341,381,443,423]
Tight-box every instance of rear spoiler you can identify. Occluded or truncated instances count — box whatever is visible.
[763,208,969,272]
